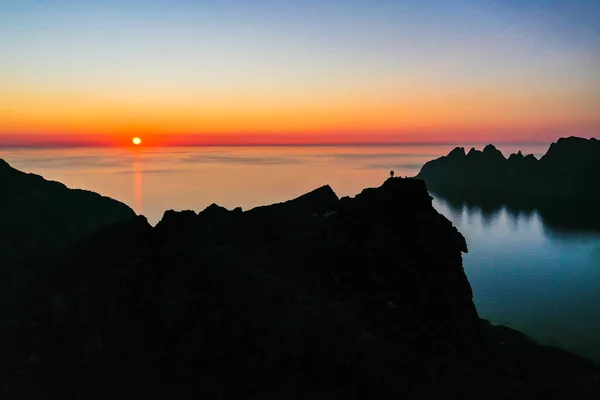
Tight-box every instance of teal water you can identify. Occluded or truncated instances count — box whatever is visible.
[432,199,600,362]
[2,144,599,362]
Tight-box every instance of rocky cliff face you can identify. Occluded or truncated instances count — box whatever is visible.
[1,169,598,399]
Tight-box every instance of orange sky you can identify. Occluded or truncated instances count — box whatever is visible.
[2,80,597,146]
[1,1,599,146]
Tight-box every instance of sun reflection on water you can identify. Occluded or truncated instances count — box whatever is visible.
[133,153,143,215]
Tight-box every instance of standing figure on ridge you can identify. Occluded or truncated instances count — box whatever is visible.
[390,170,394,178]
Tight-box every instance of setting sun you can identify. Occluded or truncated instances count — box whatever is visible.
[132,137,142,145]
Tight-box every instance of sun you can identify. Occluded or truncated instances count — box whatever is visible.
[132,137,142,145]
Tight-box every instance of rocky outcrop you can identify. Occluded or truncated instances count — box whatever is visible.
[0,157,136,265]
[0,158,136,322]
[1,173,598,398]
[152,178,478,353]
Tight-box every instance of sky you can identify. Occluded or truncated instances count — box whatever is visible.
[1,0,599,146]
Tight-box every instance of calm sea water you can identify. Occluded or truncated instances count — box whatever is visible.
[3,144,599,362]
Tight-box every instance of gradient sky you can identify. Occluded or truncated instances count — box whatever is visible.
[1,0,599,146]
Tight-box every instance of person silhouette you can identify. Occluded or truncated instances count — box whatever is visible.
[390,170,394,178]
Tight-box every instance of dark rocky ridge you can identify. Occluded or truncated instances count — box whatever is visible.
[1,161,598,398]
[416,136,600,229]
[0,158,136,264]
[0,157,136,322]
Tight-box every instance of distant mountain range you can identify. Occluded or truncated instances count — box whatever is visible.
[1,157,599,399]
[416,136,600,228]
[417,136,600,201]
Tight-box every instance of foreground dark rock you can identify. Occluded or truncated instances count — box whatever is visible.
[416,136,600,228]
[0,158,136,322]
[0,158,136,264]
[1,172,598,398]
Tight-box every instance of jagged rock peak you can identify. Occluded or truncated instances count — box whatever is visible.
[296,184,339,202]
[448,147,466,158]
[247,184,339,217]
[201,203,230,213]
[483,144,497,153]
[162,209,197,219]
[543,136,600,161]
[196,203,235,223]
[0,158,19,177]
[157,209,197,227]
[466,147,479,156]
[556,136,593,144]
[130,214,152,231]
[508,151,524,161]
[546,136,595,152]
[483,144,506,159]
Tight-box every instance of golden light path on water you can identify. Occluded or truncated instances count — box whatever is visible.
[133,153,143,215]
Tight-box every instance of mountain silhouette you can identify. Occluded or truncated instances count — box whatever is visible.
[0,158,136,323]
[1,162,598,398]
[0,158,135,263]
[416,136,600,229]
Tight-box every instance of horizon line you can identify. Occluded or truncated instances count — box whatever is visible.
[1,132,595,149]
[0,140,567,149]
